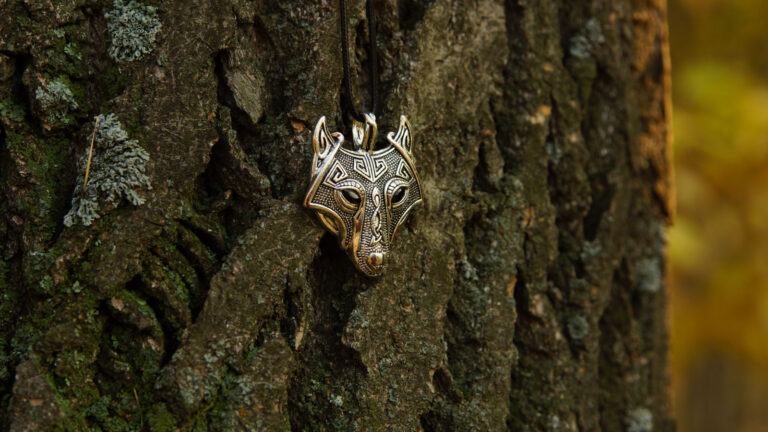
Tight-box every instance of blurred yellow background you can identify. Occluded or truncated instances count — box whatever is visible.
[668,0,768,431]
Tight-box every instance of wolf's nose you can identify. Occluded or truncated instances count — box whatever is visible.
[367,252,384,267]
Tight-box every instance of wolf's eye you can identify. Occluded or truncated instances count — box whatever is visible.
[335,187,363,213]
[391,186,409,208]
[342,189,361,205]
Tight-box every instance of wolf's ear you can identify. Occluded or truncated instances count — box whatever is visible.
[313,116,343,159]
[387,116,413,157]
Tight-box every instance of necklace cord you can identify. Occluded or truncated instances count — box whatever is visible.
[340,0,378,122]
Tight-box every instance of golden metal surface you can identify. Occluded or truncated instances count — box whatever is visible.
[304,115,423,276]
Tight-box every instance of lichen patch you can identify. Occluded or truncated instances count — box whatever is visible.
[34,77,78,127]
[63,113,152,227]
[105,0,162,63]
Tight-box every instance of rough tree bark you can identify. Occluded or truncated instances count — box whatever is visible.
[0,0,673,430]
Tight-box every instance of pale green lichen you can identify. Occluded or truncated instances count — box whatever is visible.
[105,0,162,63]
[626,407,653,432]
[546,140,562,164]
[566,315,589,340]
[569,18,605,60]
[34,77,78,125]
[64,43,82,60]
[63,113,151,227]
[634,257,662,293]
[569,34,592,59]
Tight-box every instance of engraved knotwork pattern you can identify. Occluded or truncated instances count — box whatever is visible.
[322,161,350,187]
[353,155,388,183]
[370,187,382,245]
[395,159,412,181]
[305,115,422,276]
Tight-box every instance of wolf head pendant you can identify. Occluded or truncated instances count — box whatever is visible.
[304,114,423,276]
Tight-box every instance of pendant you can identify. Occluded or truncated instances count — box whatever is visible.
[304,114,423,276]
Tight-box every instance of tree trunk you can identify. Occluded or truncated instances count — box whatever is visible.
[0,0,673,430]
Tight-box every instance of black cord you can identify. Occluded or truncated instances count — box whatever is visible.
[340,0,378,122]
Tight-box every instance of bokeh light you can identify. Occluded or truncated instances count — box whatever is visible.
[668,0,768,431]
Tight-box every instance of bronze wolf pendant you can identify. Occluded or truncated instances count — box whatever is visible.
[304,114,423,276]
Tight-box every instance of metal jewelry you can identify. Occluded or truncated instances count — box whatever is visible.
[304,0,423,276]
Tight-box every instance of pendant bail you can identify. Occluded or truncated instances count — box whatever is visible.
[352,113,377,153]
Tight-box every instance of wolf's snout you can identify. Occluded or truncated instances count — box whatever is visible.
[367,252,384,267]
